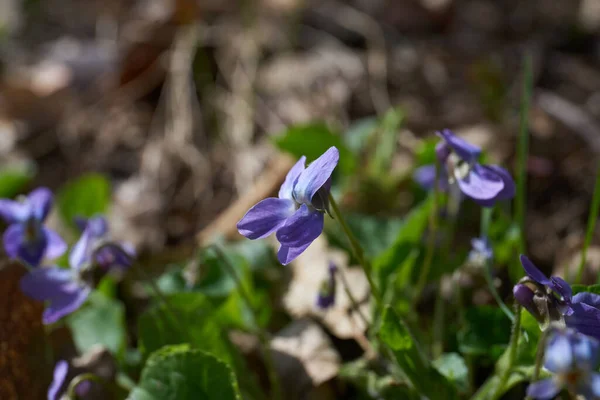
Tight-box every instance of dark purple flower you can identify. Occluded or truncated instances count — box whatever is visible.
[519,255,573,315]
[237,147,339,265]
[20,218,134,324]
[527,327,600,399]
[0,187,66,266]
[516,255,600,340]
[48,360,91,400]
[316,262,337,309]
[413,130,515,207]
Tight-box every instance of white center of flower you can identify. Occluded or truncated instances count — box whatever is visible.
[446,153,473,182]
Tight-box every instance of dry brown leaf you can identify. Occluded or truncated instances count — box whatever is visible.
[270,319,341,389]
[283,236,371,339]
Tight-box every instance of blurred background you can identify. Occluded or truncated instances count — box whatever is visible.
[1,0,600,397]
[1,0,599,268]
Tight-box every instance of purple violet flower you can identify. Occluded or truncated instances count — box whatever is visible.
[237,147,339,265]
[20,217,134,324]
[48,360,91,400]
[515,255,600,340]
[316,262,337,310]
[74,216,134,270]
[0,187,66,266]
[413,130,515,207]
[527,327,600,399]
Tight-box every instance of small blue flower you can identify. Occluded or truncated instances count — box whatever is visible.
[413,130,515,207]
[468,236,493,266]
[0,187,66,266]
[20,217,134,324]
[237,147,339,265]
[316,262,337,310]
[527,327,600,399]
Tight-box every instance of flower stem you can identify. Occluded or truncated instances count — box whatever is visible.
[481,208,515,323]
[337,266,371,330]
[413,162,441,306]
[328,193,383,307]
[516,54,533,258]
[576,162,600,284]
[211,244,282,400]
[491,305,522,400]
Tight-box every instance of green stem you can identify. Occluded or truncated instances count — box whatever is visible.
[413,162,441,305]
[134,263,188,340]
[328,194,383,307]
[337,266,371,330]
[491,306,522,400]
[481,208,515,322]
[576,162,600,284]
[211,244,282,400]
[516,54,533,258]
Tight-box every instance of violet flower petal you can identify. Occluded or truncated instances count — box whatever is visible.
[526,379,561,399]
[436,129,481,162]
[0,199,30,223]
[457,164,504,201]
[95,243,133,270]
[69,229,93,270]
[82,216,109,237]
[277,242,312,265]
[292,147,339,205]
[20,267,74,301]
[279,157,306,200]
[485,165,516,201]
[237,198,296,240]
[565,302,600,341]
[573,292,600,308]
[275,204,324,248]
[520,255,552,287]
[544,333,573,373]
[3,223,24,259]
[43,227,68,260]
[43,284,91,324]
[48,360,68,400]
[413,165,436,190]
[588,373,600,398]
[28,187,53,222]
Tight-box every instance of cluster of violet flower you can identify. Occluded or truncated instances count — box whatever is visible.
[0,187,134,325]
[236,130,600,398]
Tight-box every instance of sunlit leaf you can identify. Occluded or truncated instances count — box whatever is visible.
[128,344,241,400]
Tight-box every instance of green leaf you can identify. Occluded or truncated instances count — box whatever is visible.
[344,117,378,153]
[339,358,419,400]
[433,353,469,393]
[373,197,433,291]
[57,173,111,229]
[458,306,511,360]
[0,161,36,198]
[378,306,458,400]
[67,291,126,355]
[137,292,234,365]
[328,213,402,260]
[369,108,403,175]
[273,123,356,174]
[128,344,241,400]
[194,247,246,297]
[572,284,600,296]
